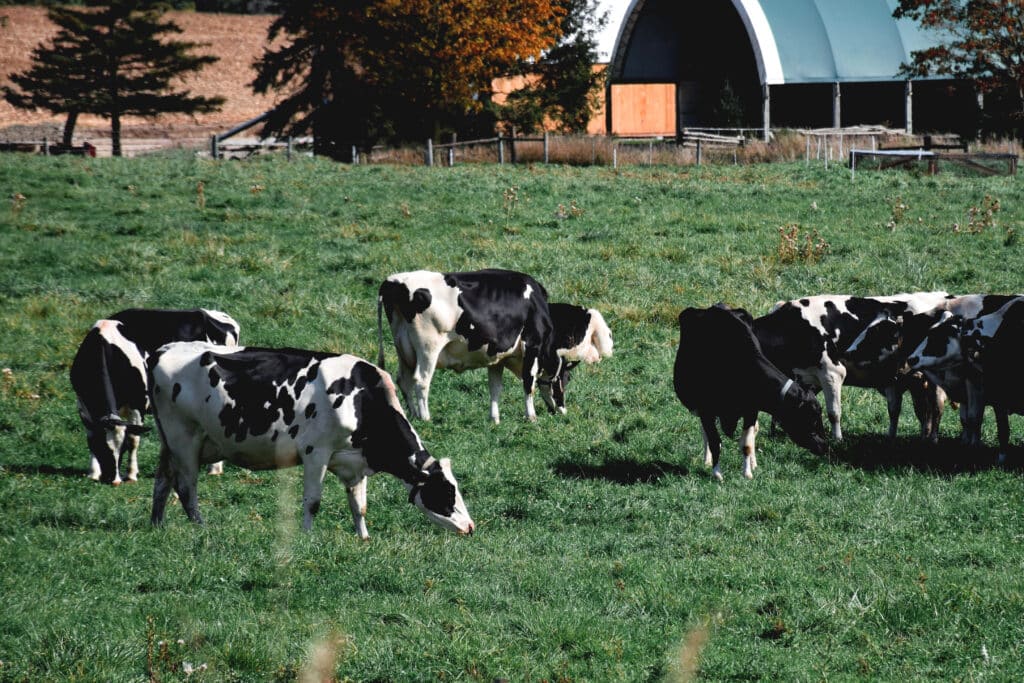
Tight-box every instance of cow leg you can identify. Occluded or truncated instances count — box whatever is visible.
[700,414,723,481]
[395,358,419,418]
[964,380,985,448]
[345,476,370,540]
[740,416,759,479]
[488,365,504,424]
[700,426,713,468]
[882,385,902,440]
[410,350,441,422]
[906,379,944,444]
[300,458,329,531]
[995,409,1010,465]
[521,348,540,422]
[820,367,846,441]
[151,443,175,525]
[121,407,144,482]
[169,434,204,524]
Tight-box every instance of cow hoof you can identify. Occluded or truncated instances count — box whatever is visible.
[557,407,567,416]
[712,467,723,482]
[111,480,122,487]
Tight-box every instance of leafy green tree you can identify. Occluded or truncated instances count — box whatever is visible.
[894,0,1024,135]
[499,0,607,134]
[251,0,565,159]
[3,1,223,155]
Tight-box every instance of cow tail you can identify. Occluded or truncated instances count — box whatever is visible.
[377,293,387,370]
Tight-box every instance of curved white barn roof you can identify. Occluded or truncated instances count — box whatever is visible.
[609,0,947,85]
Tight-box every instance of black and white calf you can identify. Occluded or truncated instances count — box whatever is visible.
[149,343,474,537]
[752,292,950,442]
[674,304,827,480]
[69,308,240,484]
[378,269,562,423]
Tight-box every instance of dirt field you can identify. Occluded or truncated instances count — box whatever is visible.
[0,6,278,150]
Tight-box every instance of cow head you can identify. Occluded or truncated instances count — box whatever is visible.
[906,312,962,371]
[408,456,474,535]
[775,381,828,455]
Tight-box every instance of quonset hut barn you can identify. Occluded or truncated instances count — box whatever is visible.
[603,0,977,138]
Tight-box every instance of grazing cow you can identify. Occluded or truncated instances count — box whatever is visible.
[149,343,474,537]
[847,294,1019,443]
[674,304,827,480]
[69,308,240,484]
[377,269,562,423]
[908,296,1024,459]
[537,303,614,415]
[752,292,950,443]
[966,300,1024,463]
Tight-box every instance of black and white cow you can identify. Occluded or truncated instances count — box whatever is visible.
[674,304,827,480]
[377,269,562,423]
[536,302,613,416]
[149,342,474,537]
[964,298,1024,463]
[751,292,950,444]
[908,296,1024,458]
[847,294,1019,443]
[69,308,241,484]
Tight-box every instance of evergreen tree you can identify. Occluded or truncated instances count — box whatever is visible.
[3,1,224,155]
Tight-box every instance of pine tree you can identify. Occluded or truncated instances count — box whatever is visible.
[3,1,224,156]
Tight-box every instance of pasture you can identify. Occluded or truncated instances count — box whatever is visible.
[1,152,1023,681]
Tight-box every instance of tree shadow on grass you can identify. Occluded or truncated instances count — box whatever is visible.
[820,433,1024,476]
[551,456,689,485]
[2,462,86,478]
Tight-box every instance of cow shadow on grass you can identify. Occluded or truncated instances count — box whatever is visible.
[551,456,689,485]
[819,434,1023,476]
[2,462,86,478]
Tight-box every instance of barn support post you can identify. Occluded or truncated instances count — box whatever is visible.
[905,80,914,135]
[425,138,433,166]
[832,82,842,129]
[762,83,771,142]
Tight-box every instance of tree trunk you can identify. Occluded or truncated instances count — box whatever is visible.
[111,110,121,157]
[62,111,78,148]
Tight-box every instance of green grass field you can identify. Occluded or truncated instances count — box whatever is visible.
[1,152,1023,682]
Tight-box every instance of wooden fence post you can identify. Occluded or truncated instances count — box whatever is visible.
[498,137,504,164]
[425,139,433,166]
[210,135,219,160]
[696,139,702,166]
[43,137,49,156]
[286,136,292,161]
[543,132,549,164]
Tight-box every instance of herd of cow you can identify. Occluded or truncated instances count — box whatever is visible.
[67,267,1024,537]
